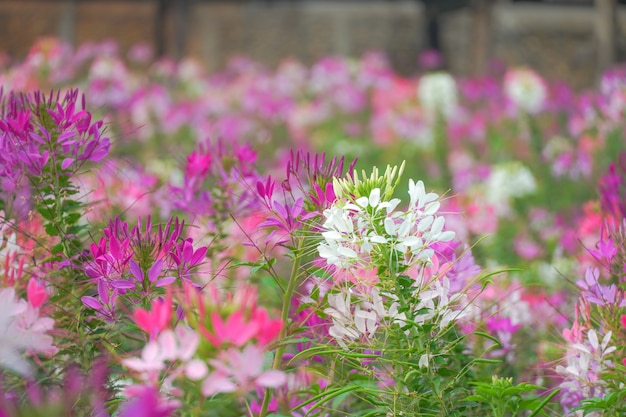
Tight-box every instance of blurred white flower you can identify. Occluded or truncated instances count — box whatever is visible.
[417,72,458,118]
[504,67,547,115]
[485,162,536,216]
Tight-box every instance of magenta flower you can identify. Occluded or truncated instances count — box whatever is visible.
[118,385,178,417]
[185,148,212,179]
[26,278,47,308]
[0,89,110,180]
[83,216,208,316]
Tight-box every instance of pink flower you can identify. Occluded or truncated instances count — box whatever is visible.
[185,149,211,179]
[0,287,56,376]
[202,345,286,397]
[133,292,173,339]
[119,384,179,417]
[122,326,200,385]
[200,311,260,348]
[26,278,47,308]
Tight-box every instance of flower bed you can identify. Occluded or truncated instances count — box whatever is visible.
[1,37,626,416]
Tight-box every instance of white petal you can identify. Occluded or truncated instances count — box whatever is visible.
[402,236,421,247]
[337,246,358,259]
[588,330,599,350]
[369,188,381,207]
[384,218,396,235]
[322,230,342,240]
[417,216,434,232]
[356,196,369,208]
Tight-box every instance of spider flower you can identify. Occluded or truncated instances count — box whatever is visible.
[0,287,56,376]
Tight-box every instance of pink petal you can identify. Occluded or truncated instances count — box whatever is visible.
[155,277,176,287]
[61,158,75,170]
[202,374,237,396]
[82,296,102,310]
[185,359,208,380]
[255,370,287,388]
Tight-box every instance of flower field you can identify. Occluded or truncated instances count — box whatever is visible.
[1,37,626,416]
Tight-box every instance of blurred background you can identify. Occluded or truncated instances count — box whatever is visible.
[1,0,625,89]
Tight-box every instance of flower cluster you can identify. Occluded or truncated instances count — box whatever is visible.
[319,164,454,271]
[121,283,285,409]
[82,216,208,319]
[555,157,626,414]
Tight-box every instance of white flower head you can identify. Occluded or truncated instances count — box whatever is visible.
[504,67,547,115]
[417,72,458,118]
[485,162,536,216]
[319,174,454,270]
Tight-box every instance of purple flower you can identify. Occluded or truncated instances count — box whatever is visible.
[576,267,623,307]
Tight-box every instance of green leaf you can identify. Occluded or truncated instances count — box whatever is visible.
[44,223,60,237]
[472,331,502,348]
[62,199,82,210]
[291,384,362,413]
[37,207,56,221]
[64,212,81,225]
[51,243,65,255]
[527,389,560,417]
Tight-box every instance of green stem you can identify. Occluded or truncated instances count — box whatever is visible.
[434,113,451,191]
[258,238,303,417]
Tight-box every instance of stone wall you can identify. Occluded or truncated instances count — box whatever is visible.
[0,1,624,88]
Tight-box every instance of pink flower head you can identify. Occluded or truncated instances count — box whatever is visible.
[26,278,47,308]
[200,311,260,348]
[185,149,211,179]
[133,291,173,339]
[562,306,586,344]
[191,284,282,348]
[587,230,618,269]
[201,344,286,397]
[118,384,179,417]
[486,315,521,335]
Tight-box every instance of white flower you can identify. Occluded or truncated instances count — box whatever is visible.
[318,178,455,269]
[417,72,458,118]
[504,67,547,115]
[202,344,286,396]
[325,292,360,347]
[0,288,56,376]
[325,288,402,348]
[318,241,359,269]
[485,162,536,216]
[408,179,439,213]
[413,277,467,330]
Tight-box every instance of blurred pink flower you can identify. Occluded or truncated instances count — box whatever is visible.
[202,344,286,396]
[0,287,56,376]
